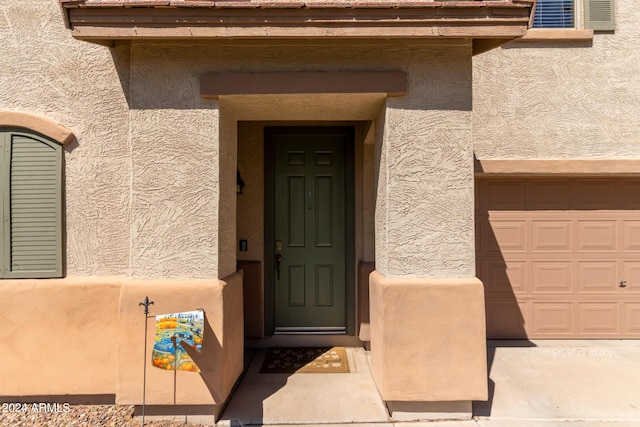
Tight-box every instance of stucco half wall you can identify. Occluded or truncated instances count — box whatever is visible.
[116,273,244,406]
[0,274,243,408]
[0,278,120,396]
[369,271,487,402]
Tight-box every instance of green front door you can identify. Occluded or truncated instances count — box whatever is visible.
[266,128,351,334]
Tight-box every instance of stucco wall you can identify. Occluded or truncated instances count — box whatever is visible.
[130,41,475,279]
[0,0,130,276]
[3,3,482,405]
[369,272,487,401]
[0,275,244,405]
[116,274,244,405]
[0,278,120,396]
[128,43,221,279]
[376,47,475,278]
[473,0,640,160]
[237,122,265,264]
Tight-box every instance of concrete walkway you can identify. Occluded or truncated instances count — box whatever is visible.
[218,347,388,425]
[216,341,640,427]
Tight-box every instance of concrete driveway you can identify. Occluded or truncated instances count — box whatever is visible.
[474,340,640,426]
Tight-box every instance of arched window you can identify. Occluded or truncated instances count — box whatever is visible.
[1,129,64,278]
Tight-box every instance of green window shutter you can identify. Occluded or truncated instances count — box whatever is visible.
[2,131,63,278]
[1,133,7,276]
[584,0,615,31]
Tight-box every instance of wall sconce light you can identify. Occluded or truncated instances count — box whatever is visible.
[237,170,245,195]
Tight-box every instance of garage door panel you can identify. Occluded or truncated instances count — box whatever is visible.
[526,180,572,210]
[532,261,573,294]
[624,304,640,335]
[481,180,525,211]
[480,260,527,295]
[578,303,619,336]
[622,221,640,252]
[532,220,572,252]
[575,180,617,209]
[531,302,574,336]
[621,262,640,294]
[485,220,527,253]
[478,177,640,339]
[486,299,528,339]
[577,261,618,293]
[619,181,640,209]
[478,220,497,253]
[577,220,618,252]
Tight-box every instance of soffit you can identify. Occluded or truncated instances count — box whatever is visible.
[59,1,535,53]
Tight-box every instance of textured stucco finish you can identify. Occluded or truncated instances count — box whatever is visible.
[474,0,640,160]
[369,271,488,401]
[376,47,475,278]
[125,42,404,279]
[3,6,478,280]
[0,278,121,396]
[130,108,220,279]
[0,0,131,276]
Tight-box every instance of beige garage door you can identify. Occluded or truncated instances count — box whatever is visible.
[477,178,640,339]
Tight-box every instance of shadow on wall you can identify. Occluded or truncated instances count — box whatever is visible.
[475,179,528,340]
[473,175,534,416]
[181,312,224,403]
[501,39,593,51]
[128,312,225,420]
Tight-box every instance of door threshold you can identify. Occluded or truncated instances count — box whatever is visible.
[245,334,366,349]
[275,326,346,335]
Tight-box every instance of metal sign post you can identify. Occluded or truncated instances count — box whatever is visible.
[139,296,154,426]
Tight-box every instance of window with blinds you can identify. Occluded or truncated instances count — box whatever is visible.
[532,0,615,30]
[1,130,63,278]
[533,0,575,28]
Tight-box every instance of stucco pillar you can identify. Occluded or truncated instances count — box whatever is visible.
[123,43,243,416]
[370,47,487,420]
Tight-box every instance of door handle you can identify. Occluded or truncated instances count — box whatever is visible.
[276,253,283,280]
[619,280,628,288]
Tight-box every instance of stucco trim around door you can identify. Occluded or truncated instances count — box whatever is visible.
[264,127,355,336]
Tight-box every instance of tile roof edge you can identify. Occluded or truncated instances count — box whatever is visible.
[60,0,535,9]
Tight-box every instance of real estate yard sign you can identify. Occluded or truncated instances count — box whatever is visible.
[152,310,203,372]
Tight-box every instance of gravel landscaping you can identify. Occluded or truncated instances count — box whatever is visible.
[0,404,212,427]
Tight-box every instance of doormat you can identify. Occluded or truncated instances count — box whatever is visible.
[259,347,350,374]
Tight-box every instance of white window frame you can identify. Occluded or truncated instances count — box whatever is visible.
[533,0,582,30]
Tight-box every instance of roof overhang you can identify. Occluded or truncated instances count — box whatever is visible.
[59,0,535,55]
